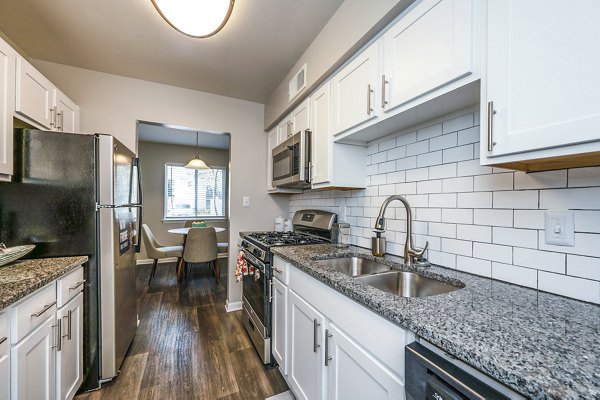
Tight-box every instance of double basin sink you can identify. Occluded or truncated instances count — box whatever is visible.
[315,256,461,298]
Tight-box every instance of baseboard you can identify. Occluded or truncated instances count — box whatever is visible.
[136,257,178,265]
[225,300,243,312]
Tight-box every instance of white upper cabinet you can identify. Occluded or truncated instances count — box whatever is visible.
[16,58,55,130]
[482,0,600,169]
[54,90,79,134]
[311,83,332,185]
[331,41,379,135]
[382,0,474,112]
[0,38,15,179]
[291,99,310,135]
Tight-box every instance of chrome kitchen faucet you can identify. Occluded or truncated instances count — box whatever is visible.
[372,195,429,267]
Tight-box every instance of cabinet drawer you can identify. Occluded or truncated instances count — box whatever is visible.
[10,283,56,343]
[57,266,84,308]
[272,256,289,285]
[0,312,8,350]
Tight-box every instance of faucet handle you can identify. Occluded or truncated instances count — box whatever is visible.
[410,241,428,259]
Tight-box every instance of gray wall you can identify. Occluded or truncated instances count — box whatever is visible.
[137,141,229,261]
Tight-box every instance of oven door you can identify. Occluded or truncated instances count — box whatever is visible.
[241,251,270,330]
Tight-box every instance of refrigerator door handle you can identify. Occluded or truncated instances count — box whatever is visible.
[132,157,143,253]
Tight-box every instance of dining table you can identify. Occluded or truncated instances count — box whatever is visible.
[168,226,227,281]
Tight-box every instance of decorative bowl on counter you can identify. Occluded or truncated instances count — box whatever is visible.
[0,244,36,267]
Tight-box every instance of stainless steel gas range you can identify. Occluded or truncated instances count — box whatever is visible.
[240,209,337,364]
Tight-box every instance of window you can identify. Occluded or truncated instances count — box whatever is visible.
[164,164,227,219]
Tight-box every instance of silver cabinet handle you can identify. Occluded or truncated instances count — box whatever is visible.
[67,309,73,340]
[272,266,283,274]
[49,106,56,127]
[31,301,56,318]
[51,321,61,351]
[0,336,6,345]
[57,111,63,131]
[381,75,389,108]
[325,329,333,366]
[313,318,321,352]
[367,84,374,115]
[268,279,273,303]
[69,280,86,291]
[308,161,313,183]
[287,122,293,138]
[487,101,497,152]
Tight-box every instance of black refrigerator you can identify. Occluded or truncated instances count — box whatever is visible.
[0,129,143,392]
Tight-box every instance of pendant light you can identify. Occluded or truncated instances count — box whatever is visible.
[151,0,235,38]
[185,132,210,169]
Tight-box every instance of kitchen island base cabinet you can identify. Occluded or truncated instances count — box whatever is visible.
[56,293,83,400]
[11,316,57,400]
[288,291,325,400]
[326,324,404,400]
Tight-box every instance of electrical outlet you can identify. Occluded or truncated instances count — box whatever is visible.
[544,211,574,246]
[242,196,250,208]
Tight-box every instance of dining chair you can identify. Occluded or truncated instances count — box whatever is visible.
[183,227,219,284]
[142,224,183,285]
[184,220,229,256]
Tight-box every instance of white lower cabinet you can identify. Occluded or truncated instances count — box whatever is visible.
[0,312,9,400]
[288,290,326,400]
[56,293,83,400]
[325,323,404,400]
[11,316,57,400]
[271,278,288,375]
[274,256,414,400]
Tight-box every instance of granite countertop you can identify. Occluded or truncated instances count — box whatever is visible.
[0,256,88,310]
[271,244,600,400]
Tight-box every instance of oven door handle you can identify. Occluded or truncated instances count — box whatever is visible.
[242,250,266,272]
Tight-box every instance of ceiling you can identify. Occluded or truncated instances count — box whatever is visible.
[0,0,344,103]
[138,122,230,149]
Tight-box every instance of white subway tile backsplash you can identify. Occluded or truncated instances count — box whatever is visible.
[417,123,442,141]
[473,209,513,227]
[442,177,474,193]
[430,132,457,151]
[513,247,565,274]
[456,256,491,277]
[567,254,600,281]
[443,144,473,163]
[514,170,567,190]
[442,209,473,224]
[443,114,473,134]
[474,173,513,192]
[539,188,600,210]
[294,111,600,304]
[492,263,537,289]
[513,210,544,229]
[456,224,492,243]
[538,272,600,304]
[493,227,538,249]
[473,242,512,264]
[493,191,538,209]
[417,151,443,167]
[458,192,492,208]
[429,163,457,179]
[568,166,600,187]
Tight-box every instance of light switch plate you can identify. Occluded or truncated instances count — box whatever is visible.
[544,211,574,246]
[242,196,250,207]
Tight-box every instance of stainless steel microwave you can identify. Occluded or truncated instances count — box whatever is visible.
[272,129,311,189]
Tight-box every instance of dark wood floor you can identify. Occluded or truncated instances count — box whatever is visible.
[76,261,288,400]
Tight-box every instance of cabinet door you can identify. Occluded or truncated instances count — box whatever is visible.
[311,83,331,185]
[11,316,56,400]
[326,324,404,400]
[15,58,55,129]
[382,0,474,111]
[278,116,293,143]
[56,293,83,400]
[271,278,287,375]
[331,41,379,135]
[0,39,14,178]
[288,290,325,400]
[267,128,278,191]
[291,99,310,134]
[0,312,9,400]
[485,0,600,157]
[54,90,79,134]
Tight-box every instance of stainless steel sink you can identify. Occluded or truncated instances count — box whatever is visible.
[356,271,461,298]
[316,256,393,277]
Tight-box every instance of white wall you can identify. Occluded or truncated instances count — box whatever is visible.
[33,60,289,307]
[290,110,600,305]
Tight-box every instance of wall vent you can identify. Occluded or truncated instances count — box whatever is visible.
[288,63,307,102]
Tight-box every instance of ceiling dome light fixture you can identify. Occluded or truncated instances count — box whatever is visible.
[185,132,211,169]
[151,0,235,38]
